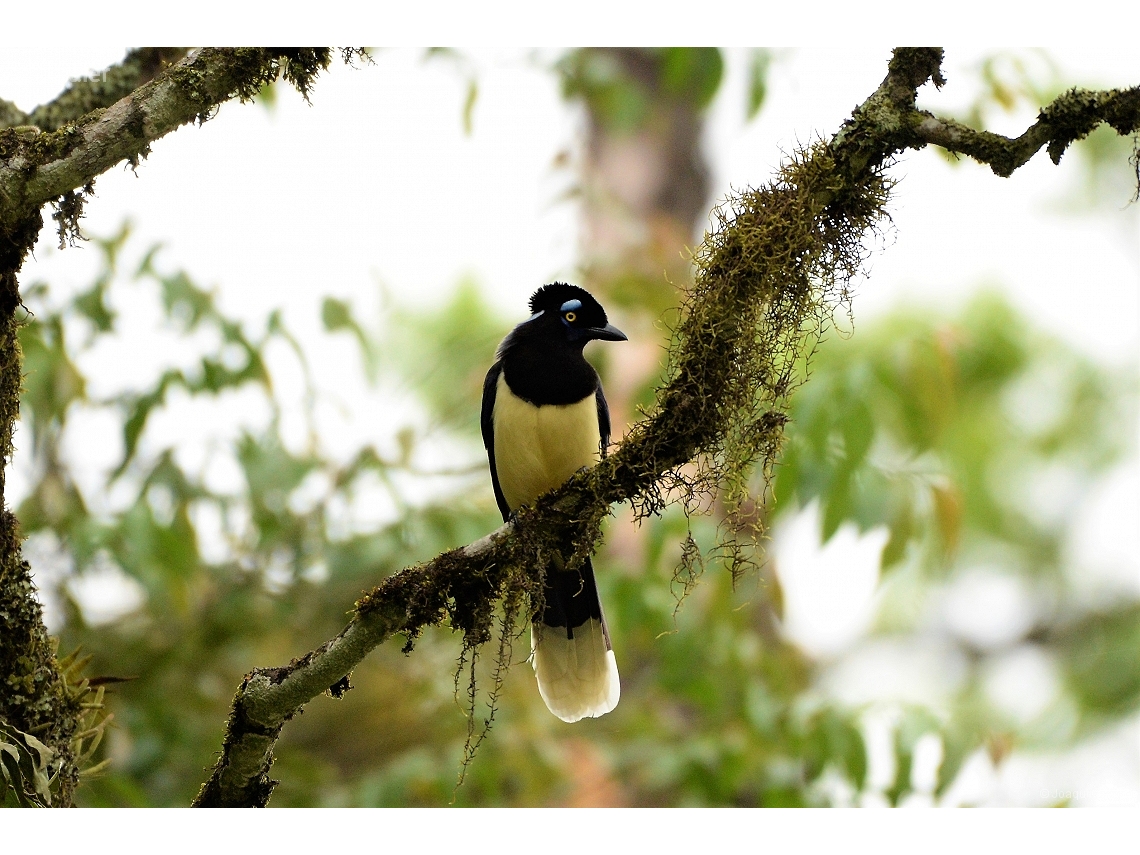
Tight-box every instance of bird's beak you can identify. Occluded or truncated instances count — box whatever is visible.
[586,323,628,342]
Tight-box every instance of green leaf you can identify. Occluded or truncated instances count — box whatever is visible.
[1,749,34,807]
[116,372,181,477]
[423,47,479,135]
[462,80,478,136]
[0,721,54,807]
[842,398,874,467]
[659,48,724,109]
[93,221,132,272]
[885,707,942,805]
[322,296,376,381]
[930,482,963,556]
[556,49,650,133]
[73,281,116,332]
[1057,604,1140,722]
[821,470,850,542]
[20,733,54,772]
[158,269,215,330]
[18,315,87,442]
[880,501,914,569]
[320,296,353,332]
[746,50,772,120]
[803,710,867,791]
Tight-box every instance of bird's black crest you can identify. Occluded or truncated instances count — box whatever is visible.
[528,282,603,316]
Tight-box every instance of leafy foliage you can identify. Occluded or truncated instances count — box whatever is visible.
[557,48,724,133]
[0,718,54,807]
[778,294,1131,568]
[7,48,1136,808]
[14,228,503,805]
[12,221,1136,805]
[776,293,1136,796]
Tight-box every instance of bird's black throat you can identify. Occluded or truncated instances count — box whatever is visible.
[499,331,599,407]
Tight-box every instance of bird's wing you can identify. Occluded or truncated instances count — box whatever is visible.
[595,382,612,458]
[481,361,512,521]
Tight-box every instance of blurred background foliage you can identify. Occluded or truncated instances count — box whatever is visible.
[8,48,1138,807]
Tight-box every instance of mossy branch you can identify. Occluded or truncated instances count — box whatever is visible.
[0,48,344,238]
[910,87,1140,177]
[0,48,190,133]
[191,47,1140,808]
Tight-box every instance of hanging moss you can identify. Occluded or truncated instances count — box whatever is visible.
[580,144,890,585]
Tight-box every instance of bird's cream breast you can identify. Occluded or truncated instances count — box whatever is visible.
[493,374,600,512]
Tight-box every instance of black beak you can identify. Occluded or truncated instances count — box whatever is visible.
[586,323,627,342]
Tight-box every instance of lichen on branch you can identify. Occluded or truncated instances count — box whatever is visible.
[0,48,360,243]
[909,85,1140,178]
[0,48,190,134]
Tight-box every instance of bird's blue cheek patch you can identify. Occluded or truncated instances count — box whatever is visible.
[560,299,584,339]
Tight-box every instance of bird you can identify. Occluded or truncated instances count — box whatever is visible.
[481,282,627,722]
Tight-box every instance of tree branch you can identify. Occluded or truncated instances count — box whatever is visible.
[0,48,190,133]
[193,524,512,806]
[191,47,922,808]
[0,48,341,237]
[910,86,1140,177]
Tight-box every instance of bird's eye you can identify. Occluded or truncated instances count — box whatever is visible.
[564,311,577,323]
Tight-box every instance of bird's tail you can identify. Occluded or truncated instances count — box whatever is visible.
[530,556,620,723]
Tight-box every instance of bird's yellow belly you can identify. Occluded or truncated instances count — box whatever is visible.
[493,374,600,512]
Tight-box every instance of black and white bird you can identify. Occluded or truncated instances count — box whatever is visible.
[481,283,627,722]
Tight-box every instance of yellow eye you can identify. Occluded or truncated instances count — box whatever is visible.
[564,311,577,323]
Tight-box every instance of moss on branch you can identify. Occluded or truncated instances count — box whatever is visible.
[0,48,190,133]
[0,511,83,806]
[193,53,913,810]
[2,45,1136,808]
[0,48,351,240]
[910,85,1140,178]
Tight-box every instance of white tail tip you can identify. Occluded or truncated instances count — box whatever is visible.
[531,619,620,723]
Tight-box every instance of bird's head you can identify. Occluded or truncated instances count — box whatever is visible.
[524,282,627,345]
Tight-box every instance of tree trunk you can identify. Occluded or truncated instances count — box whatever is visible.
[0,215,83,806]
